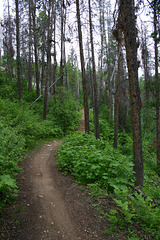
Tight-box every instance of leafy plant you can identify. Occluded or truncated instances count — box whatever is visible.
[57,132,134,191]
[56,131,160,239]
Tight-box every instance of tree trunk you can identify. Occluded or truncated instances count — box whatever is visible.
[53,0,57,95]
[120,0,143,187]
[113,29,122,149]
[28,0,32,91]
[76,0,89,134]
[60,0,66,87]
[98,0,104,105]
[7,0,14,77]
[43,0,52,120]
[141,28,150,130]
[32,1,40,96]
[153,2,160,173]
[15,0,21,101]
[88,0,99,139]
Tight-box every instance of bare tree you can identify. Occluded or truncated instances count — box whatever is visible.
[32,0,40,96]
[88,0,99,139]
[15,0,21,101]
[113,26,122,149]
[153,0,160,173]
[120,0,144,187]
[141,26,151,130]
[76,0,89,134]
[28,0,32,91]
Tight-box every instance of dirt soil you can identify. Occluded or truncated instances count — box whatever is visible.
[0,110,109,240]
[0,109,148,240]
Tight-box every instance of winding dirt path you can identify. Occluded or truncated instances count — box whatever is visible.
[1,109,109,240]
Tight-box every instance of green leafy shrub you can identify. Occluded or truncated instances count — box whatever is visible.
[57,132,160,239]
[0,96,64,208]
[0,125,25,209]
[56,132,134,191]
[118,131,133,156]
[47,87,81,135]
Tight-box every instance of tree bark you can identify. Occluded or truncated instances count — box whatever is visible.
[141,28,150,130]
[113,29,122,149]
[76,0,89,134]
[60,0,66,87]
[120,0,143,187]
[32,0,40,96]
[15,0,21,101]
[53,0,57,95]
[43,0,52,120]
[28,0,32,91]
[153,1,160,173]
[88,0,99,139]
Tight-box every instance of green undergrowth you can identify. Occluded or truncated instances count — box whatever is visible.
[56,132,160,239]
[0,85,81,210]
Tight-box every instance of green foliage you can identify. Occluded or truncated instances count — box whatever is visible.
[118,131,133,156]
[0,125,24,209]
[107,179,160,239]
[0,73,81,209]
[57,130,160,239]
[86,183,105,198]
[0,98,62,148]
[0,69,17,100]
[89,109,114,141]
[56,132,134,191]
[47,87,81,135]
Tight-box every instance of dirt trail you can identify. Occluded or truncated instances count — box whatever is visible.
[78,109,85,132]
[1,109,108,240]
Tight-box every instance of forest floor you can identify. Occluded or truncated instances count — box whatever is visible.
[0,110,146,240]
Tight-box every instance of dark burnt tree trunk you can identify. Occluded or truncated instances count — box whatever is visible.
[76,0,89,134]
[88,0,99,139]
[120,0,143,187]
[15,0,21,101]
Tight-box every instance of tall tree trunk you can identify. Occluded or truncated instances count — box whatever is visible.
[113,29,122,149]
[28,0,32,91]
[15,0,21,101]
[48,0,53,97]
[32,1,40,96]
[120,0,143,187]
[141,28,150,130]
[106,5,112,120]
[98,0,104,107]
[41,42,45,93]
[60,0,66,87]
[53,0,57,95]
[7,0,14,77]
[88,0,99,139]
[43,0,52,120]
[153,1,160,173]
[76,0,89,134]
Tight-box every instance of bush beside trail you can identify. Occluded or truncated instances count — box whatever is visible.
[0,87,81,210]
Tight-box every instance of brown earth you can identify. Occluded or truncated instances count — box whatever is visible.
[0,109,109,240]
[0,109,148,240]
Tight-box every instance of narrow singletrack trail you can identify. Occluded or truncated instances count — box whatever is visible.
[1,109,109,240]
